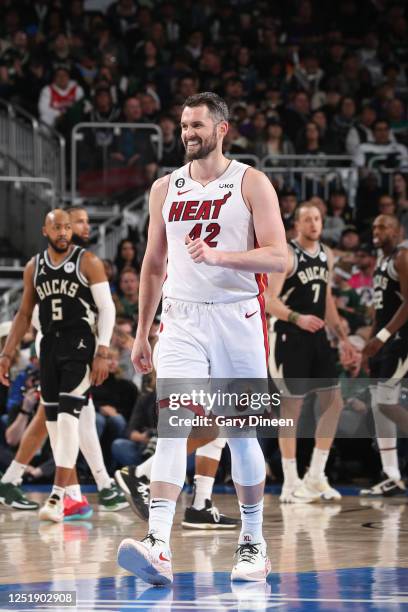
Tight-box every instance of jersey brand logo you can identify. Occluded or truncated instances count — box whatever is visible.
[77,339,86,349]
[159,552,171,562]
[299,254,306,262]
[177,189,192,196]
[38,266,47,276]
[245,311,257,319]
[219,183,233,188]
[73,408,81,415]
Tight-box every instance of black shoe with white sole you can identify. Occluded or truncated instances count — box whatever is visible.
[182,499,239,529]
[360,474,407,497]
[114,466,150,520]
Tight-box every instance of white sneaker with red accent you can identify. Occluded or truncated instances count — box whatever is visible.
[39,494,64,523]
[231,535,271,582]
[117,532,173,586]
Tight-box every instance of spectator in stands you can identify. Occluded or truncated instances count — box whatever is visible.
[110,96,157,182]
[328,189,353,225]
[393,172,408,238]
[113,267,139,321]
[111,317,135,383]
[349,244,376,309]
[386,98,408,143]
[331,97,357,153]
[255,118,295,160]
[377,194,396,216]
[332,261,365,332]
[279,188,298,233]
[103,258,118,295]
[114,238,140,275]
[48,33,74,74]
[353,119,408,177]
[223,120,250,157]
[295,120,327,157]
[283,91,310,143]
[159,114,184,168]
[111,373,157,468]
[338,228,360,254]
[345,104,377,156]
[92,347,138,471]
[38,66,84,128]
[289,51,325,98]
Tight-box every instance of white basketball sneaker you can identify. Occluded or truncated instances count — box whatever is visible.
[302,472,342,501]
[231,534,271,582]
[279,479,303,503]
[39,495,64,522]
[117,532,173,585]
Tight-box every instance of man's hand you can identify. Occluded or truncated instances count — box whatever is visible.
[362,337,383,371]
[185,234,219,266]
[91,355,109,386]
[131,336,152,373]
[0,356,11,386]
[295,314,325,333]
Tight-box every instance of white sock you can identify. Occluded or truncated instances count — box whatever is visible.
[239,498,264,544]
[192,475,214,510]
[148,498,176,547]
[79,400,111,491]
[282,457,298,486]
[309,447,330,479]
[378,440,401,481]
[1,460,26,485]
[136,455,154,480]
[65,484,82,502]
[50,485,65,502]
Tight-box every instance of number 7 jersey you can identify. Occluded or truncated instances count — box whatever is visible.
[162,160,265,303]
[33,246,97,335]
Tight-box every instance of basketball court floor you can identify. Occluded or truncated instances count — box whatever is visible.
[0,490,407,611]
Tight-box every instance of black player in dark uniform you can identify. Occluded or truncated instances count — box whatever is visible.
[0,209,116,521]
[360,214,408,496]
[266,201,356,503]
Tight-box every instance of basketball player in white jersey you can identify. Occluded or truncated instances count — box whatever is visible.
[117,92,287,585]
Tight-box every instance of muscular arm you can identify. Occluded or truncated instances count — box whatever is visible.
[265,249,293,320]
[131,175,169,373]
[187,169,287,273]
[137,175,169,339]
[0,260,37,385]
[383,249,408,335]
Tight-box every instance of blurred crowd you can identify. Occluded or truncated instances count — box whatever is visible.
[0,0,407,196]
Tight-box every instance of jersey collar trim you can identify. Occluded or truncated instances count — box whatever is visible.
[187,159,234,189]
[44,245,79,270]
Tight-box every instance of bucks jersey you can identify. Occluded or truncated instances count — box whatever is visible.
[373,245,408,336]
[275,240,329,333]
[33,246,97,335]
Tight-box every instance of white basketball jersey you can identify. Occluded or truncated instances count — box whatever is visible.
[162,159,266,303]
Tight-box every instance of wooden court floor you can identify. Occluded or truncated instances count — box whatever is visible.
[0,491,407,611]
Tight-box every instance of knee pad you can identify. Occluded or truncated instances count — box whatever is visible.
[150,437,188,488]
[196,437,226,461]
[46,420,58,456]
[227,437,266,486]
[54,413,80,469]
[59,393,85,418]
[371,386,397,439]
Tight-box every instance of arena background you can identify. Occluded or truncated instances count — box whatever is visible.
[0,1,407,610]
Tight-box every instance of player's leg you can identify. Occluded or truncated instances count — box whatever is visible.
[0,403,47,510]
[182,437,239,529]
[79,397,128,511]
[278,396,304,502]
[213,298,270,582]
[117,299,209,585]
[299,386,343,501]
[40,332,94,522]
[361,384,406,496]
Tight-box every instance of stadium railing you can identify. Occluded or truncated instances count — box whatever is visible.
[71,122,163,204]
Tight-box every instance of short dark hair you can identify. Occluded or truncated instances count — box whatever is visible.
[182,92,229,123]
[64,205,87,215]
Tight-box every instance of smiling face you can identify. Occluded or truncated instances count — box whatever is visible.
[180,105,227,161]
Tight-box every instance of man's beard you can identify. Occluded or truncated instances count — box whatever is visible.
[47,237,70,253]
[72,234,89,247]
[184,128,218,161]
